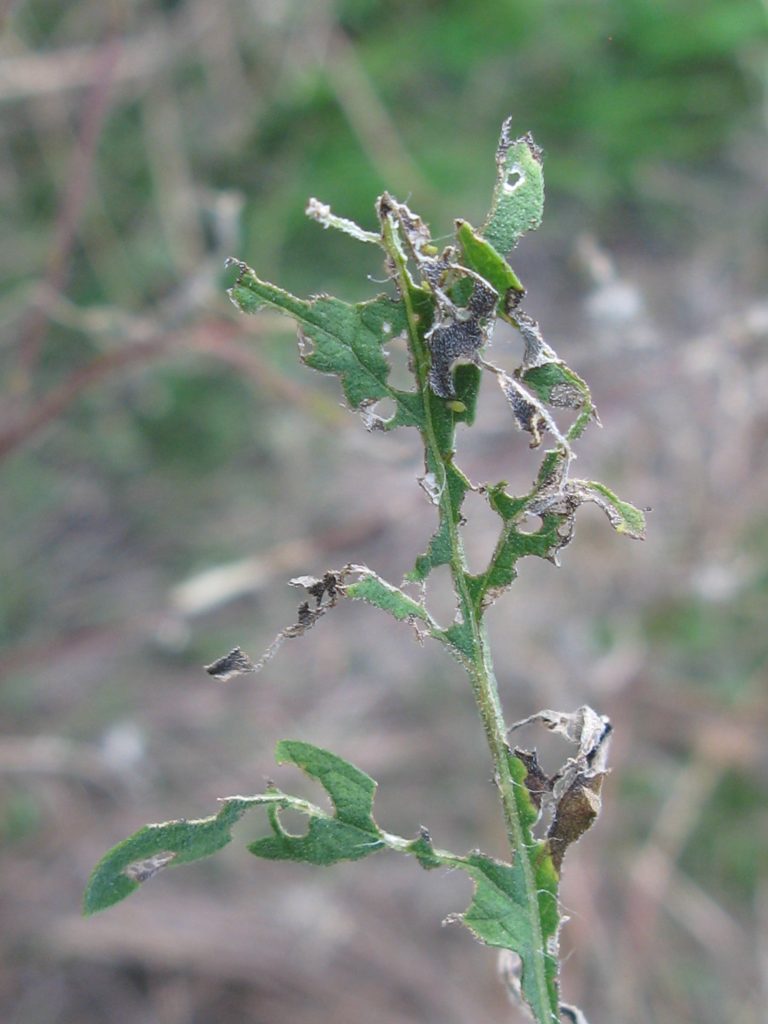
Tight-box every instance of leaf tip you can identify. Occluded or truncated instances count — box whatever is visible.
[205,646,257,682]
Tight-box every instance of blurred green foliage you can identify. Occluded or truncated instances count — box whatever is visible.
[9,0,765,309]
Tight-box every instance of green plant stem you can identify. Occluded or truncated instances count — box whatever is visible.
[386,228,554,1022]
[467,625,552,1019]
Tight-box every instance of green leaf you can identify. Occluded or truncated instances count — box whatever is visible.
[450,362,482,426]
[456,220,524,316]
[406,461,470,584]
[470,483,568,609]
[481,121,544,255]
[83,739,562,1019]
[449,752,560,1022]
[521,362,589,410]
[228,265,422,430]
[344,570,430,623]
[405,829,444,870]
[83,742,386,915]
[457,853,559,1017]
[576,481,647,539]
[249,740,385,864]
[83,794,284,915]
[474,468,645,611]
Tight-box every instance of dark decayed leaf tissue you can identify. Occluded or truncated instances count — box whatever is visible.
[205,646,257,682]
[509,705,612,873]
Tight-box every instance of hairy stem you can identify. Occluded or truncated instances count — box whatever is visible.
[384,223,555,1023]
[467,626,553,1021]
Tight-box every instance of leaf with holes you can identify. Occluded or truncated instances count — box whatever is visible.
[343,568,431,624]
[249,740,386,864]
[228,266,422,430]
[83,793,284,915]
[83,742,387,915]
[481,120,545,256]
[447,752,560,1023]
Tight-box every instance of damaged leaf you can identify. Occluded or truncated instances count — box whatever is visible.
[377,193,499,399]
[244,573,344,674]
[489,362,571,450]
[574,481,647,538]
[237,566,442,674]
[249,740,385,864]
[83,791,287,914]
[424,271,498,400]
[448,748,560,1022]
[407,461,471,584]
[123,851,176,883]
[305,197,382,246]
[481,119,545,256]
[512,748,551,815]
[227,261,421,430]
[342,566,431,624]
[521,362,588,411]
[547,773,605,874]
[447,847,559,1021]
[510,706,612,874]
[456,220,525,316]
[83,742,386,916]
[205,646,256,682]
[88,119,645,1024]
[528,477,647,542]
[469,482,574,610]
[288,571,342,607]
[85,739,562,1022]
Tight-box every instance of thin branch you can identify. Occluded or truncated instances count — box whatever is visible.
[16,32,122,381]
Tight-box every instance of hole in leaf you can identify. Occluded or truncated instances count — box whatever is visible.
[276,806,312,837]
[455,370,539,498]
[502,167,523,194]
[461,490,502,575]
[124,851,176,883]
[297,326,315,360]
[359,397,396,430]
[383,332,412,391]
[424,564,457,628]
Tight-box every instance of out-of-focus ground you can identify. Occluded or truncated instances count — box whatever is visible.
[1,3,767,1023]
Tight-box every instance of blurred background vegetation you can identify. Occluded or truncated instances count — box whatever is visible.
[1,2,767,1023]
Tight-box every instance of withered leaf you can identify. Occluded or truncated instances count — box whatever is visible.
[546,771,605,873]
[512,747,552,814]
[509,706,612,874]
[205,647,257,682]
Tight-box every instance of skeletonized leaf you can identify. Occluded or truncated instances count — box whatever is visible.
[492,365,571,450]
[305,198,381,246]
[573,481,647,538]
[377,193,499,400]
[521,362,590,411]
[424,272,498,399]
